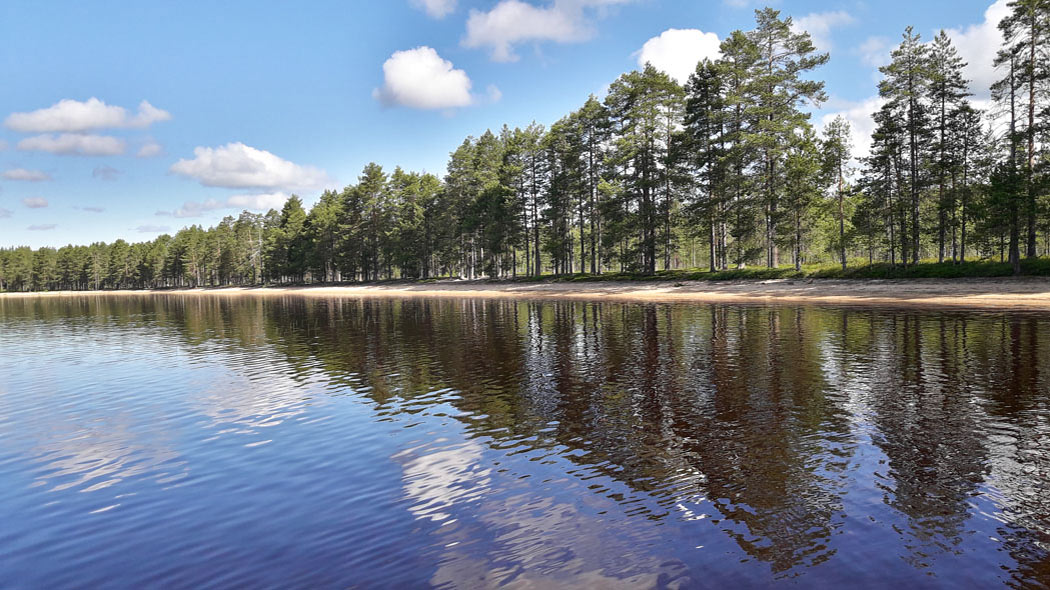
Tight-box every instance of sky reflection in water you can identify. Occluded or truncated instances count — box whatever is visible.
[1,295,1048,588]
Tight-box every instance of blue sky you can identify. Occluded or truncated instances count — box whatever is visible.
[0,0,1006,248]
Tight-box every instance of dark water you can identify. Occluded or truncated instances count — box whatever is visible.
[1,295,1049,589]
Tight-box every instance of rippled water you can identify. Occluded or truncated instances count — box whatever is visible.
[1,295,1049,588]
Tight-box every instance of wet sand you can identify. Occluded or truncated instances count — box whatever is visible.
[7,278,1050,310]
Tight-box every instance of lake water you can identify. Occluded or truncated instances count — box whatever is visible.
[1,295,1049,588]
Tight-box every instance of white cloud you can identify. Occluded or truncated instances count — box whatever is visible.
[168,199,225,218]
[463,0,632,62]
[137,140,164,158]
[92,165,122,181]
[636,28,721,84]
[0,139,7,151]
[4,98,171,133]
[0,208,11,218]
[2,168,52,181]
[856,36,892,69]
[227,192,290,210]
[724,0,781,7]
[170,142,329,191]
[28,224,57,231]
[411,0,456,19]
[790,10,855,51]
[816,2,1008,167]
[847,1,1007,108]
[136,224,170,233]
[22,197,49,209]
[158,192,291,218]
[374,47,476,109]
[944,0,1010,100]
[818,95,886,161]
[17,133,126,156]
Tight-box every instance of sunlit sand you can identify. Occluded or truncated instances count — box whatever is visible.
[7,278,1050,310]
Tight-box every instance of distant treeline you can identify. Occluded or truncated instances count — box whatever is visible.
[1,5,1047,292]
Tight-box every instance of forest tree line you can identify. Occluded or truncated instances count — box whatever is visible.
[1,4,1047,292]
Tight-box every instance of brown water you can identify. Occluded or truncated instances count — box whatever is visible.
[1,295,1048,588]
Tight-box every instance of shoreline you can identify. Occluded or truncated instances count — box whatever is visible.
[6,277,1050,310]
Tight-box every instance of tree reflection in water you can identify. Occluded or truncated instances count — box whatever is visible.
[2,295,1048,588]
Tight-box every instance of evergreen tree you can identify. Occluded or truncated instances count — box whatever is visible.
[605,64,682,274]
[822,116,853,270]
[745,7,829,268]
[784,126,824,270]
[928,30,970,262]
[684,59,729,272]
[994,0,1050,258]
[880,26,932,265]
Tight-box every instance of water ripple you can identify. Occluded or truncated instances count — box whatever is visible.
[1,296,1049,588]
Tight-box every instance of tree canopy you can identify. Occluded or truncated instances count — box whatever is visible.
[3,5,1048,292]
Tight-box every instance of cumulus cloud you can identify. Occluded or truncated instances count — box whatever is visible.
[170,142,329,191]
[17,133,126,156]
[636,28,721,84]
[2,168,52,181]
[92,165,123,181]
[463,0,632,62]
[0,208,11,218]
[158,199,226,218]
[137,140,164,158]
[22,197,49,209]
[157,192,291,218]
[4,98,171,133]
[856,36,892,69]
[831,0,1009,160]
[411,0,456,18]
[78,206,105,213]
[724,0,781,7]
[374,47,477,109]
[28,224,57,231]
[227,192,290,210]
[0,139,7,151]
[790,11,855,51]
[136,224,170,233]
[818,95,886,160]
[944,0,1009,99]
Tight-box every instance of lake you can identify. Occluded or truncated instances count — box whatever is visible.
[1,295,1048,588]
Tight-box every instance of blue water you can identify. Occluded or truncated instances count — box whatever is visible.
[1,295,1048,588]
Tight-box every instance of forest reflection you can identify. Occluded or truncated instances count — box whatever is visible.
[4,295,1049,584]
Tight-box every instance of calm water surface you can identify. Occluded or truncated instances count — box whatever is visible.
[1,295,1049,588]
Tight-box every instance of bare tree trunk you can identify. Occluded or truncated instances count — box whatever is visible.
[1026,14,1038,258]
[838,163,846,271]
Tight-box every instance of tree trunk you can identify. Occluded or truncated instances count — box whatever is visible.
[1026,13,1038,258]
[838,164,846,271]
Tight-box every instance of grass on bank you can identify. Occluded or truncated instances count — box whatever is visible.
[9,258,1048,293]
[505,257,1050,284]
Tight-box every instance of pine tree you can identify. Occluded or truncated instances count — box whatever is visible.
[928,30,970,262]
[306,190,344,282]
[684,59,729,271]
[880,27,932,265]
[995,0,1050,258]
[719,30,762,268]
[785,125,824,270]
[822,116,853,270]
[745,8,829,268]
[605,64,682,274]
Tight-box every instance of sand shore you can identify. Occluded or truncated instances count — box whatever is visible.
[7,278,1050,310]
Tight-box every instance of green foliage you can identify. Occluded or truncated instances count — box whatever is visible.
[2,3,1047,292]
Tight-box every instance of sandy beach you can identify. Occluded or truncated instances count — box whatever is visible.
[6,278,1050,310]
